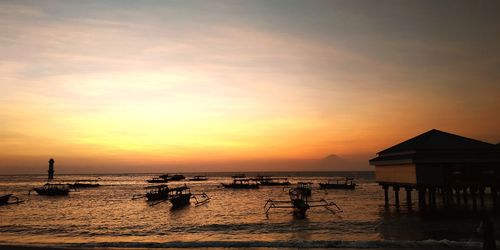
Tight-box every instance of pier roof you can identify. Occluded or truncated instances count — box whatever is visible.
[377,129,494,154]
[370,129,500,165]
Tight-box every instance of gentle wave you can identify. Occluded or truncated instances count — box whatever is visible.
[4,239,485,249]
[0,220,377,237]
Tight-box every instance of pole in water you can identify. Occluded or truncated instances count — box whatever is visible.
[482,214,496,250]
[48,158,55,180]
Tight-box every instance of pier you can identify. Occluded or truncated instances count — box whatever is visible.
[370,129,500,212]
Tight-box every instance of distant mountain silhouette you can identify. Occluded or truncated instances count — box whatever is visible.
[315,154,349,170]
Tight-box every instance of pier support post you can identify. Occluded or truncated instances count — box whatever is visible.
[418,188,426,210]
[429,188,437,209]
[434,189,438,208]
[441,188,448,209]
[480,187,485,209]
[471,187,478,211]
[405,187,413,209]
[447,188,454,208]
[394,186,400,209]
[383,185,389,208]
[456,188,461,208]
[463,187,468,207]
[492,187,498,210]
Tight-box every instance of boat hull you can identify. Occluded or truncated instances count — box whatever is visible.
[169,194,191,208]
[147,179,168,183]
[70,183,100,188]
[0,194,12,204]
[146,192,169,201]
[34,188,69,196]
[291,199,309,218]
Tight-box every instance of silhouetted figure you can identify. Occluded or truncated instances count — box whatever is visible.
[48,158,55,180]
[482,214,496,250]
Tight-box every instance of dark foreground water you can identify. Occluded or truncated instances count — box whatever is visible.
[0,172,498,249]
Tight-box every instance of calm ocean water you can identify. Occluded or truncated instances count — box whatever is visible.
[0,171,498,249]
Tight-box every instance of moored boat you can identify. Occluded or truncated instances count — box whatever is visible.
[231,173,246,179]
[188,175,208,181]
[0,194,21,205]
[319,177,356,190]
[145,185,170,201]
[33,183,70,196]
[0,194,13,204]
[221,178,259,189]
[265,186,341,218]
[69,179,100,188]
[147,177,169,183]
[257,177,291,186]
[160,174,185,181]
[168,185,191,208]
[289,188,310,217]
[296,182,312,196]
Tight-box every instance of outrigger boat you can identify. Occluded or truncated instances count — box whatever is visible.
[168,185,211,208]
[147,174,186,183]
[231,173,246,179]
[146,185,170,201]
[221,178,259,189]
[188,175,208,181]
[264,186,342,218]
[254,176,291,186]
[133,184,210,207]
[319,177,356,190]
[168,185,192,208]
[133,185,170,201]
[295,182,313,196]
[160,174,185,181]
[31,183,71,196]
[147,177,169,183]
[69,179,100,188]
[0,194,22,205]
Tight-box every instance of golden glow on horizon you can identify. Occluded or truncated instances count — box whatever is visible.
[1,1,499,172]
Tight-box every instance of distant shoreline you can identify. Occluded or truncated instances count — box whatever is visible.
[0,170,374,176]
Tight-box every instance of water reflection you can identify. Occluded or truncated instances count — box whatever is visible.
[1,173,495,248]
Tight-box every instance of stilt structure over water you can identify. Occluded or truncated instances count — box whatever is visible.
[370,129,500,211]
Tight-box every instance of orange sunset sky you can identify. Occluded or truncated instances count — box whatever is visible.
[1,1,499,173]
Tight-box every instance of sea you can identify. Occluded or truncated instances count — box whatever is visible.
[0,172,498,249]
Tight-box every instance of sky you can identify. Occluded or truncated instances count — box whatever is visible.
[1,0,499,173]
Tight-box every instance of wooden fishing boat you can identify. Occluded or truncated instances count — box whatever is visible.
[256,177,291,186]
[221,178,259,189]
[0,194,21,205]
[146,177,169,183]
[0,194,13,204]
[319,177,356,190]
[33,183,70,196]
[168,185,192,208]
[69,179,100,188]
[265,186,342,218]
[295,182,312,196]
[160,174,185,181]
[145,185,170,201]
[133,184,210,207]
[188,175,208,181]
[289,188,311,217]
[231,173,246,179]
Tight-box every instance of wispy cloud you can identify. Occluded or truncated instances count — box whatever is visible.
[0,1,499,172]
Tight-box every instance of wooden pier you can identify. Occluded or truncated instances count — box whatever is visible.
[370,129,500,212]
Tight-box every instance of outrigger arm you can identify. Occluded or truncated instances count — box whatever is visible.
[191,192,211,206]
